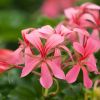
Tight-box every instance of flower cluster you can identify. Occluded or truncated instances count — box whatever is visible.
[0,2,100,89]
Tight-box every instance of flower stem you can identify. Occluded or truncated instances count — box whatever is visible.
[32,71,40,76]
[48,78,59,96]
[42,78,59,98]
[44,88,49,97]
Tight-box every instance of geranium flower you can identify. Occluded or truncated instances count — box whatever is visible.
[78,7,100,50]
[66,36,98,88]
[80,2,100,28]
[64,7,94,28]
[64,2,100,28]
[80,2,100,11]
[21,32,65,88]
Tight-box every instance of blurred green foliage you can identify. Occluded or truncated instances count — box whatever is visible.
[0,69,84,100]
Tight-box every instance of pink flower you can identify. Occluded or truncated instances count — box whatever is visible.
[80,2,100,10]
[64,2,100,28]
[7,45,24,65]
[38,24,72,39]
[0,49,13,62]
[21,32,65,89]
[0,49,13,73]
[91,29,100,51]
[37,25,54,39]
[41,0,76,18]
[0,47,23,73]
[0,61,11,73]
[80,8,100,47]
[64,7,94,28]
[82,11,100,29]
[66,36,98,88]
[0,2,99,90]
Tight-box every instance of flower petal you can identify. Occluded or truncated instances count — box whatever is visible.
[82,67,92,88]
[7,45,24,65]
[73,28,90,44]
[64,8,78,19]
[47,60,65,79]
[86,3,100,10]
[91,29,99,41]
[45,34,64,53]
[91,29,100,51]
[25,31,43,53]
[80,13,96,24]
[38,25,54,39]
[53,48,61,68]
[81,2,100,10]
[21,28,34,45]
[21,47,40,77]
[73,42,84,55]
[56,24,72,36]
[66,64,80,83]
[40,62,53,89]
[85,37,97,56]
[0,49,13,61]
[0,61,10,73]
[85,55,98,72]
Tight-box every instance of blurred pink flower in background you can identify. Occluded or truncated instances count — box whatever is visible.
[64,2,100,50]
[0,47,23,73]
[0,49,13,73]
[0,46,24,73]
[41,0,76,18]
[0,49,13,62]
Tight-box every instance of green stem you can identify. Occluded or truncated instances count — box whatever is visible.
[42,78,59,98]
[44,88,49,97]
[84,89,92,100]
[32,71,40,76]
[48,78,59,96]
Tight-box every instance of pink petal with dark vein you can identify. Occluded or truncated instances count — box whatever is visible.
[40,62,53,89]
[21,47,40,77]
[45,34,64,53]
[47,60,65,79]
[73,42,84,55]
[25,32,43,53]
[66,64,80,83]
[82,67,92,88]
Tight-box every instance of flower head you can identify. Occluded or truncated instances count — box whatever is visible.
[66,36,98,88]
[21,31,65,88]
